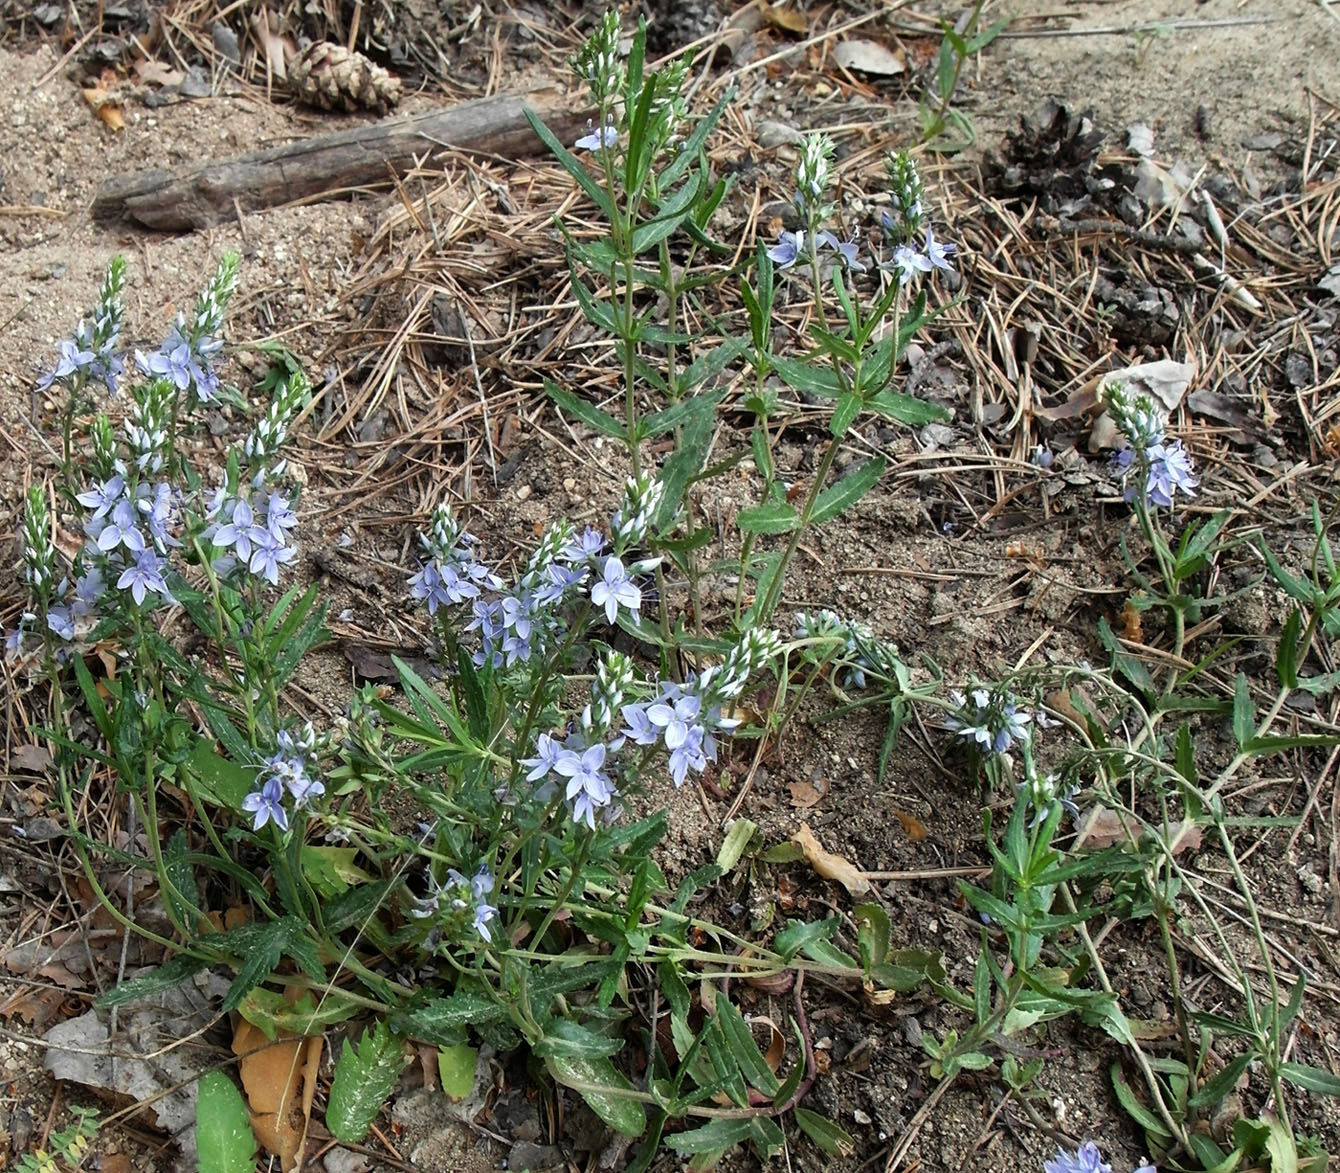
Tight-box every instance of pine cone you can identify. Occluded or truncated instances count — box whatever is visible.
[287,42,402,114]
[983,100,1110,213]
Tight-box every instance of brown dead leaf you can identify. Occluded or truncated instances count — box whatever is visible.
[233,1018,321,1172]
[833,39,905,76]
[134,58,184,87]
[98,1156,133,1173]
[1074,805,1202,854]
[250,10,294,78]
[0,986,66,1028]
[787,779,827,809]
[893,810,928,843]
[758,0,807,34]
[81,86,125,131]
[11,744,51,774]
[792,824,871,897]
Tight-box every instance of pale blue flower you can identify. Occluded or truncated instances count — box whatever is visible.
[620,703,659,746]
[96,498,146,555]
[767,229,805,269]
[77,474,126,520]
[923,225,956,271]
[116,548,173,605]
[818,229,866,271]
[591,555,641,624]
[554,743,616,829]
[1144,440,1198,507]
[574,119,619,150]
[212,497,258,561]
[889,243,932,283]
[47,605,75,641]
[668,724,709,785]
[521,732,564,781]
[241,777,289,832]
[646,692,702,750]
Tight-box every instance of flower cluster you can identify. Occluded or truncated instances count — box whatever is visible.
[522,630,779,827]
[795,608,890,690]
[204,479,301,585]
[134,253,238,407]
[411,489,662,669]
[409,500,499,616]
[243,369,311,465]
[241,725,325,833]
[766,146,954,281]
[1044,1141,1154,1173]
[409,864,498,941]
[1021,768,1080,830]
[575,8,624,105]
[36,256,127,396]
[78,471,179,606]
[946,687,1032,757]
[1103,380,1199,509]
[793,132,835,223]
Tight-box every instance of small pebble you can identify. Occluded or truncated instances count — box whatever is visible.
[516,484,532,501]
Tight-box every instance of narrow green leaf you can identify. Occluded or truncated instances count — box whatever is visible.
[1232,672,1254,748]
[545,379,625,439]
[865,388,951,426]
[666,1116,759,1155]
[830,391,862,438]
[545,1054,646,1137]
[716,818,758,874]
[738,502,798,535]
[810,457,886,525]
[195,1071,257,1173]
[1277,608,1301,689]
[794,1107,855,1157]
[1280,1061,1340,1097]
[534,1019,625,1061]
[853,903,891,974]
[774,916,839,960]
[96,952,208,1009]
[524,109,615,218]
[1110,1063,1174,1140]
[326,1022,409,1143]
[1187,1052,1253,1111]
[712,996,779,1096]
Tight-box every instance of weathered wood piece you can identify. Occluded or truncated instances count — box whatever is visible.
[91,95,589,231]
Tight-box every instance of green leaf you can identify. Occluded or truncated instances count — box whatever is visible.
[1111,1063,1174,1140]
[394,989,506,1046]
[865,388,951,426]
[667,1115,783,1157]
[438,1043,478,1101]
[1232,672,1254,748]
[716,818,757,874]
[545,1054,646,1137]
[195,1071,257,1173]
[810,457,886,525]
[301,846,374,897]
[1280,1061,1340,1097]
[711,995,779,1096]
[774,916,839,960]
[326,1021,409,1144]
[545,379,625,439]
[212,918,325,1013]
[95,952,208,1009]
[524,108,615,219]
[830,391,862,438]
[853,902,891,974]
[184,740,256,809]
[1265,1113,1299,1173]
[1097,616,1155,694]
[1188,1052,1253,1111]
[738,502,798,535]
[163,828,201,931]
[237,988,359,1041]
[535,1019,625,1061]
[794,1107,855,1157]
[655,392,720,531]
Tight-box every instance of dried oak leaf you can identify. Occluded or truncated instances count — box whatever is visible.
[792,824,871,897]
[232,1017,321,1173]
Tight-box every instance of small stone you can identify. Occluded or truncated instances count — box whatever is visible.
[757,119,802,148]
[516,484,532,501]
[853,1108,872,1125]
